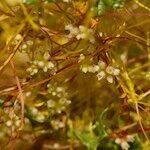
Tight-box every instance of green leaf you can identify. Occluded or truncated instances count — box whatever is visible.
[76,131,100,150]
[95,107,109,139]
[97,1,107,15]
[26,0,38,4]
[0,97,5,107]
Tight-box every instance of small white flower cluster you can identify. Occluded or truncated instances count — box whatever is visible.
[65,24,95,43]
[51,119,65,130]
[80,64,100,74]
[80,60,120,83]
[47,83,71,130]
[29,107,46,122]
[47,83,71,114]
[19,40,33,53]
[3,106,21,134]
[115,135,135,150]
[26,52,56,76]
[78,54,85,63]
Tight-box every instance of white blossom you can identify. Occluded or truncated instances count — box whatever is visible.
[65,24,95,43]
[21,43,27,49]
[115,135,135,150]
[106,66,115,74]
[76,33,87,40]
[37,61,45,67]
[121,141,130,150]
[15,34,22,41]
[113,68,120,75]
[47,100,56,108]
[106,75,114,83]
[93,65,100,72]
[97,71,105,80]
[98,61,106,69]
[6,120,12,127]
[81,66,88,73]
[44,51,50,60]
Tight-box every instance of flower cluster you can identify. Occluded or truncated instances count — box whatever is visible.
[28,107,46,122]
[19,40,33,53]
[115,135,135,150]
[26,52,56,76]
[51,119,65,130]
[47,83,71,114]
[80,60,120,83]
[65,24,95,43]
[0,103,22,138]
[46,83,71,130]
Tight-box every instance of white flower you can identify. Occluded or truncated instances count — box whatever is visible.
[25,91,31,97]
[121,141,130,150]
[65,24,73,31]
[88,66,95,73]
[97,71,105,80]
[47,61,55,69]
[81,66,88,73]
[6,120,12,127]
[120,53,127,63]
[71,27,79,35]
[43,67,48,72]
[44,52,50,60]
[36,114,45,121]
[98,61,106,69]
[31,107,38,115]
[58,121,65,128]
[76,33,87,40]
[56,87,64,92]
[106,66,115,74]
[93,65,100,72]
[51,120,65,130]
[33,68,38,74]
[47,100,56,108]
[52,91,56,96]
[115,138,122,144]
[115,135,135,150]
[21,43,27,49]
[37,61,44,67]
[106,75,114,83]
[66,100,71,104]
[113,68,120,75]
[65,24,95,43]
[15,34,22,41]
[78,54,85,62]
